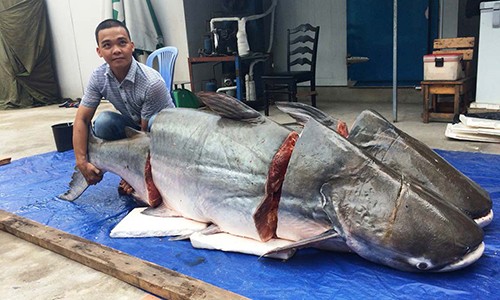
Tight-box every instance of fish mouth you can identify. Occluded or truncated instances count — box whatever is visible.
[474,210,494,228]
[436,242,485,272]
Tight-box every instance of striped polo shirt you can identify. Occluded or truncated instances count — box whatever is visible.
[81,58,175,124]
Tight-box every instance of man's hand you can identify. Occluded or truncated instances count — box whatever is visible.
[77,161,103,185]
[73,105,101,185]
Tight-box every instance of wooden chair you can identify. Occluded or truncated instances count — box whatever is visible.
[421,37,476,123]
[261,24,320,116]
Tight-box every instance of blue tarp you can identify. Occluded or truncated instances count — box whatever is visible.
[0,150,499,299]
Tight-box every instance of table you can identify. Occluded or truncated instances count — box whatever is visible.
[188,54,269,101]
[421,76,475,123]
[188,56,242,99]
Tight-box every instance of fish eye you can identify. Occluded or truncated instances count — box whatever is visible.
[408,257,433,271]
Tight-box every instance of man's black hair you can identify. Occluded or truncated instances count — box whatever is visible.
[95,19,131,45]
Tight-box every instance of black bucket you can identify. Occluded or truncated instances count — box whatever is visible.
[52,122,74,152]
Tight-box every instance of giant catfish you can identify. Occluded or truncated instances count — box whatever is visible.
[60,92,485,272]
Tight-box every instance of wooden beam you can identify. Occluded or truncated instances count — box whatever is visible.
[0,209,247,300]
[0,157,11,166]
[432,49,474,60]
[433,37,475,49]
[428,112,454,121]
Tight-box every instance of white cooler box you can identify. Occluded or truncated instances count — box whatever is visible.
[423,53,464,80]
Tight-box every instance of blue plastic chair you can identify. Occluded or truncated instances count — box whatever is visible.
[146,46,179,94]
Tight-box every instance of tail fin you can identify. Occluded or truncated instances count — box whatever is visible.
[58,167,89,201]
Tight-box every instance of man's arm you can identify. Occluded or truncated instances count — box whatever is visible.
[73,105,103,185]
[140,77,174,128]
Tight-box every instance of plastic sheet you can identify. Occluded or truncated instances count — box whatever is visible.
[0,150,499,299]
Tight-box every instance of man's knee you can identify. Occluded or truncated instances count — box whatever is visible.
[94,111,117,127]
[93,111,125,140]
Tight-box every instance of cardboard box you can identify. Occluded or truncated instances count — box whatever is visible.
[423,53,464,80]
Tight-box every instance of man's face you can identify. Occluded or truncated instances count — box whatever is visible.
[96,26,134,71]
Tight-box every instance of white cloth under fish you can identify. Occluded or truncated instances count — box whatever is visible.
[111,208,296,260]
[190,232,296,260]
[110,207,208,238]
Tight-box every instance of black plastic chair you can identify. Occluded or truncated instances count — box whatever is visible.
[261,24,320,116]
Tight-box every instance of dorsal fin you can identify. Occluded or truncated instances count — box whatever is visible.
[196,91,263,122]
[276,102,349,137]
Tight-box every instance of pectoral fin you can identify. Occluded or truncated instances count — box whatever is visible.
[169,224,221,241]
[262,229,341,258]
[142,202,182,217]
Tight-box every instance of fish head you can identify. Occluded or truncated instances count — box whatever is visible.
[348,109,493,227]
[283,117,485,272]
[322,175,485,272]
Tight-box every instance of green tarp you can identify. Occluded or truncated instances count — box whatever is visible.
[0,0,61,109]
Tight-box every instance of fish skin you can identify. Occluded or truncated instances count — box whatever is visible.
[281,118,484,272]
[348,110,493,227]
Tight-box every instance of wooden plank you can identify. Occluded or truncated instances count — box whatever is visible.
[432,49,474,60]
[421,77,469,85]
[433,37,474,49]
[428,112,454,121]
[0,157,11,166]
[0,209,247,300]
[426,85,458,94]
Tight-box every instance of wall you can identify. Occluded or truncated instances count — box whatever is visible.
[441,0,459,38]
[178,0,461,89]
[181,0,346,88]
[153,0,190,84]
[182,0,269,92]
[45,0,462,98]
[272,0,346,86]
[45,0,106,99]
[458,0,481,76]
[45,0,189,100]
[271,0,459,86]
[182,0,219,91]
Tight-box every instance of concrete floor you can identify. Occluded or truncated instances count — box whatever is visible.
[1,89,499,299]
